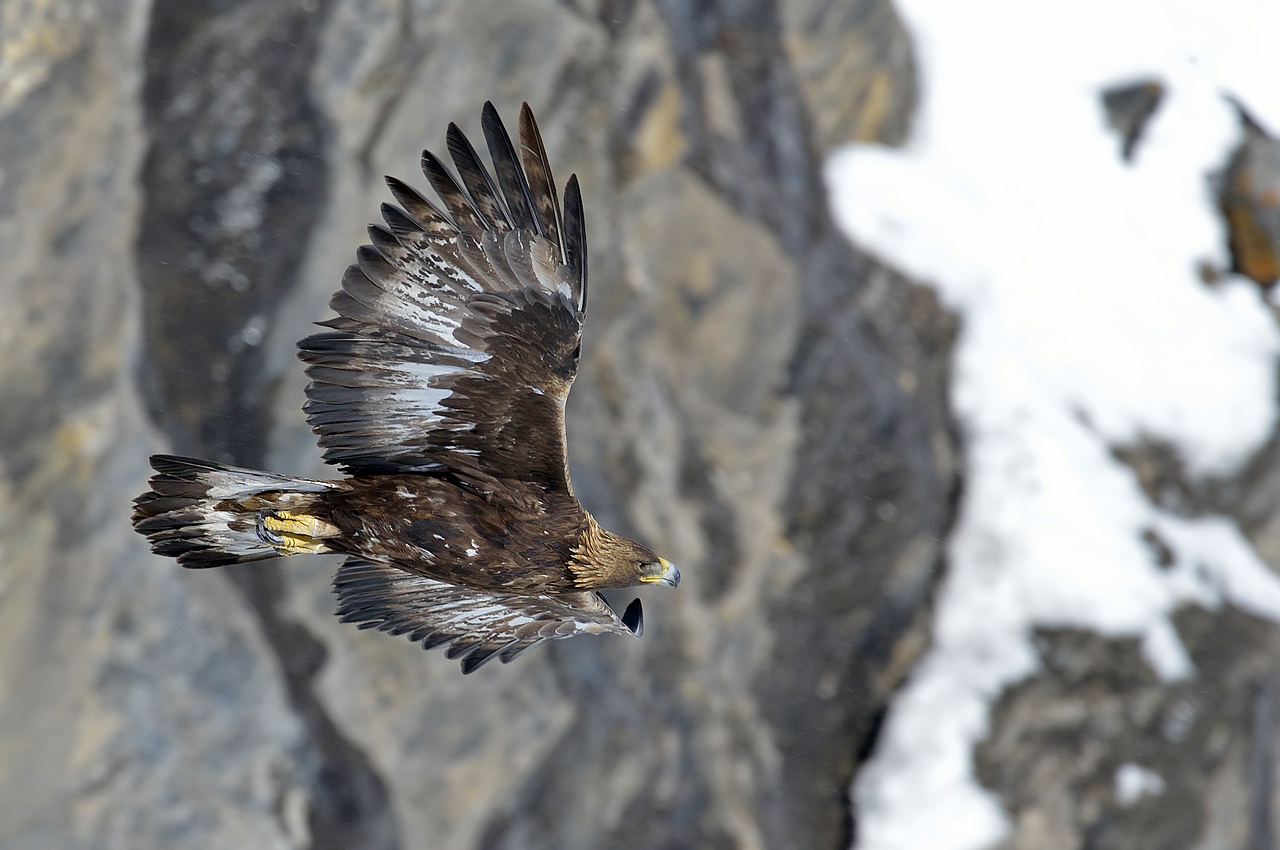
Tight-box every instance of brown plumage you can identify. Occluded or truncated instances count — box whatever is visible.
[132,103,679,674]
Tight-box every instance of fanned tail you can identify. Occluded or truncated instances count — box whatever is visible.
[132,455,344,568]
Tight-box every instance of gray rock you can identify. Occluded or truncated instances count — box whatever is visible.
[976,607,1280,850]
[1218,100,1280,289]
[1101,78,1164,164]
[0,1,305,848]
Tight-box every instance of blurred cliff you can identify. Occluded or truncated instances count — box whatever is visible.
[0,1,954,848]
[3,1,1280,849]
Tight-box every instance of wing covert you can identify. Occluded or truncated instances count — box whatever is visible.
[298,103,586,491]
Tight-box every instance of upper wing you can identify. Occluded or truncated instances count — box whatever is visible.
[298,103,588,496]
[334,558,642,674]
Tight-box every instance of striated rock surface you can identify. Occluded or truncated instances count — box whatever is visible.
[0,1,306,848]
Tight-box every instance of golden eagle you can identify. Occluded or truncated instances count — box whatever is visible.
[133,103,679,674]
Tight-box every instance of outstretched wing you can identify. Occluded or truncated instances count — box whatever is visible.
[298,103,588,497]
[334,559,642,674]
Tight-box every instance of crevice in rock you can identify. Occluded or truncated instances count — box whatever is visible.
[134,1,400,848]
[227,563,400,850]
[676,419,741,602]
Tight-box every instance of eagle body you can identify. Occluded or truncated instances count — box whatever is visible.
[133,104,678,673]
[320,474,584,592]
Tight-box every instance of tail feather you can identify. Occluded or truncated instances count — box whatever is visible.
[133,455,344,568]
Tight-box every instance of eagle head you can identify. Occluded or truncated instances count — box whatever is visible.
[569,517,680,590]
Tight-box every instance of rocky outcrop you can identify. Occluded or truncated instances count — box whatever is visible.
[0,1,956,848]
[0,1,306,848]
[976,608,1280,850]
[1218,102,1280,289]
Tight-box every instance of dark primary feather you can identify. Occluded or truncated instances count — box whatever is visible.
[420,149,488,240]
[334,558,641,674]
[445,121,509,231]
[482,102,540,236]
[562,174,587,314]
[517,103,563,263]
[383,176,450,233]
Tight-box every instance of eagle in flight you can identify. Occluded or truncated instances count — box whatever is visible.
[133,103,679,674]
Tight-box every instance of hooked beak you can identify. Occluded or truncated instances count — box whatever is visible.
[640,557,681,588]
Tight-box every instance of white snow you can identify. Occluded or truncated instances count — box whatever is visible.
[826,2,1280,849]
[1114,762,1166,806]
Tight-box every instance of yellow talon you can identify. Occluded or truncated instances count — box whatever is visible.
[271,534,324,555]
[263,511,339,539]
[260,511,340,555]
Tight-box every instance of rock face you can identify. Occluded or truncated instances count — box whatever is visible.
[976,609,1280,850]
[2,1,956,848]
[11,1,1280,849]
[0,1,306,848]
[1218,102,1280,289]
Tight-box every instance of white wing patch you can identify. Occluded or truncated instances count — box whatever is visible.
[300,331,496,470]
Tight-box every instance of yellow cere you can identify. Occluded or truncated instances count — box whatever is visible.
[640,558,679,584]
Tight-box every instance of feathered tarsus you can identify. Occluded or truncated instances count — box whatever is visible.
[132,103,678,673]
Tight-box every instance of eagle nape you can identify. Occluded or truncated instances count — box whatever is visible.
[131,101,680,674]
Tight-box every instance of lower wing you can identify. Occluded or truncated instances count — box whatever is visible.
[333,558,643,673]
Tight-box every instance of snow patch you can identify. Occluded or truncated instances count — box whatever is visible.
[826,2,1280,849]
[1114,763,1166,806]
